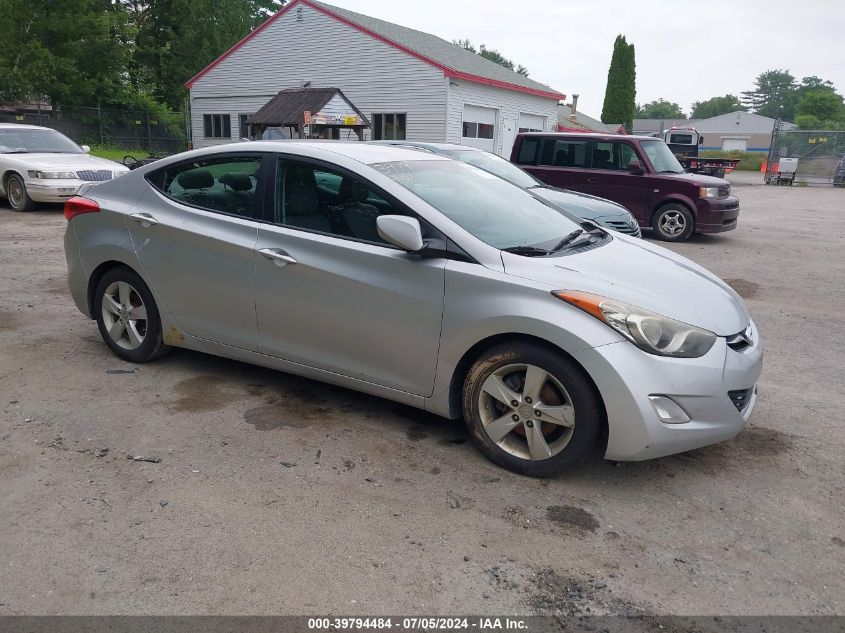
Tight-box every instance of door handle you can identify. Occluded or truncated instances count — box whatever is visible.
[258,248,297,266]
[129,212,158,227]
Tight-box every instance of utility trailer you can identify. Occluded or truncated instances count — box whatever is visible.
[663,127,740,178]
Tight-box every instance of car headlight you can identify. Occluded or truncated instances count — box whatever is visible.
[553,290,717,358]
[699,186,720,199]
[27,170,78,179]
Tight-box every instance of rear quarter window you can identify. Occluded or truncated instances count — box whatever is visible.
[515,137,540,164]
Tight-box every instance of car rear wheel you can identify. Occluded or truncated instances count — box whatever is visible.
[462,343,602,477]
[6,173,35,211]
[652,203,694,242]
[94,267,169,363]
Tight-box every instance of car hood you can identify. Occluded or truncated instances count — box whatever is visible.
[502,235,749,336]
[531,186,631,220]
[14,153,128,173]
[660,171,728,187]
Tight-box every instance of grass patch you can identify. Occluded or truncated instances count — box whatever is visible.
[700,150,766,171]
[87,145,150,163]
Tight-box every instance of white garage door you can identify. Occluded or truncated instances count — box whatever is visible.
[519,113,546,133]
[462,104,498,152]
[722,138,748,152]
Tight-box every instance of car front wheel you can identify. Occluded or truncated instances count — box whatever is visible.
[6,173,35,211]
[94,267,169,363]
[462,343,603,477]
[652,204,694,242]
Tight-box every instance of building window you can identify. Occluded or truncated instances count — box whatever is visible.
[518,127,542,133]
[203,114,231,139]
[463,121,495,139]
[239,114,252,140]
[372,113,406,140]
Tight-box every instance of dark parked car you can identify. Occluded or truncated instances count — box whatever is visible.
[373,141,640,237]
[510,132,741,242]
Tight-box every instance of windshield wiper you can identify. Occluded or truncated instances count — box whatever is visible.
[2,150,28,154]
[502,245,550,257]
[550,229,585,252]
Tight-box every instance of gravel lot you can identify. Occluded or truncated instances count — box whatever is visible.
[0,172,843,616]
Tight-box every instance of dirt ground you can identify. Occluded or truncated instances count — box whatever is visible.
[0,171,843,616]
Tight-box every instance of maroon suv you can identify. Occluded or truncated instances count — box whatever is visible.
[510,132,740,242]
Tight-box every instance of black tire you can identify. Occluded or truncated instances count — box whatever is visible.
[462,342,603,477]
[93,267,169,363]
[5,173,35,211]
[652,203,694,242]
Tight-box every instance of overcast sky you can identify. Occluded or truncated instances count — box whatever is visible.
[322,0,845,116]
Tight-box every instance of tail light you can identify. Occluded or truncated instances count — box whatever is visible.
[64,196,100,221]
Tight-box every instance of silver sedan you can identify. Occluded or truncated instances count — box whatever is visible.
[63,142,762,476]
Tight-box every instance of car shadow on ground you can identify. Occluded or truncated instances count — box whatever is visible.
[131,345,781,487]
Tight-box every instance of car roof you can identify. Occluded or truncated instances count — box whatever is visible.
[0,123,51,131]
[373,141,482,153]
[196,140,452,165]
[518,131,658,141]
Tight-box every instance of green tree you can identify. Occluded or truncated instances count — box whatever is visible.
[635,99,685,119]
[741,69,797,120]
[453,39,529,76]
[134,0,282,109]
[601,35,636,132]
[796,89,844,122]
[0,0,134,107]
[690,94,746,119]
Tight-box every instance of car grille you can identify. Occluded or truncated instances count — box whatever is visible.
[718,185,731,197]
[604,220,641,236]
[76,170,112,182]
[728,387,754,412]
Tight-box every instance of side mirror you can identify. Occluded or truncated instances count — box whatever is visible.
[699,136,704,145]
[627,160,643,175]
[376,215,424,252]
[81,145,91,153]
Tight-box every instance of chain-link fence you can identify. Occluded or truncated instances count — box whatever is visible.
[0,105,189,154]
[765,127,845,186]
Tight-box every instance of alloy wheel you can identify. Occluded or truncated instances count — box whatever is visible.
[101,281,148,350]
[477,363,575,461]
[658,210,686,237]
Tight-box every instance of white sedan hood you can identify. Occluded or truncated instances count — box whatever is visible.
[503,235,750,336]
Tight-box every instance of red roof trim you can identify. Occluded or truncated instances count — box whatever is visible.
[186,0,565,101]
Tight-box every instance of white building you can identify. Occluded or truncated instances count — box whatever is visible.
[186,0,565,157]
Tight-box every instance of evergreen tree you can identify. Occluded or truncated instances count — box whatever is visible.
[601,35,635,133]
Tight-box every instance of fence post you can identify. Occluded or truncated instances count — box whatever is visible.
[97,99,104,147]
[146,111,152,152]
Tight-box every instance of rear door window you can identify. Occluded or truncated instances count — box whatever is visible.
[152,155,264,219]
[539,139,588,167]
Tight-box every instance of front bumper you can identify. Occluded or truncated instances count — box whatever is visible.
[25,179,83,203]
[696,195,740,234]
[572,320,762,461]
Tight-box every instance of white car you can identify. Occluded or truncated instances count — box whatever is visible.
[0,123,129,211]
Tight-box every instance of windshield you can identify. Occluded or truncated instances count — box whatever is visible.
[372,159,583,250]
[0,128,83,154]
[444,149,539,189]
[640,140,684,173]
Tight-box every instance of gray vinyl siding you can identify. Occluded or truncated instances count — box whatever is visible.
[445,80,559,157]
[189,4,446,147]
